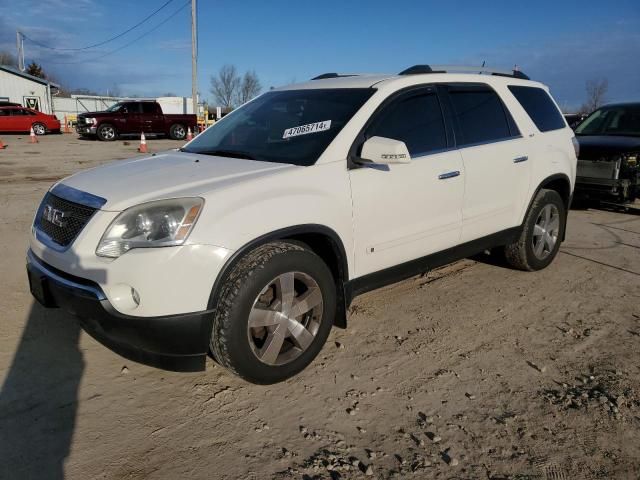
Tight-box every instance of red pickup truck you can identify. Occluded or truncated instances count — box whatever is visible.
[76,100,198,141]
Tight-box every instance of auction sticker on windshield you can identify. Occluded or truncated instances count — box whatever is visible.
[283,120,332,139]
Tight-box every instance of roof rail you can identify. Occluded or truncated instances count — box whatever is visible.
[310,73,359,80]
[398,64,530,80]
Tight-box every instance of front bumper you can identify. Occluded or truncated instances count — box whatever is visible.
[76,125,97,135]
[26,249,210,371]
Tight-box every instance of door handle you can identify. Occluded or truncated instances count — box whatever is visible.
[438,171,460,180]
[513,156,528,163]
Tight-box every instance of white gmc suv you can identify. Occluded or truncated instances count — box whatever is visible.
[27,65,578,384]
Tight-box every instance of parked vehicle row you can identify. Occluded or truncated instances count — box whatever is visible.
[27,65,577,383]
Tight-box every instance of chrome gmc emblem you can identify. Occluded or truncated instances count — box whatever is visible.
[43,205,67,227]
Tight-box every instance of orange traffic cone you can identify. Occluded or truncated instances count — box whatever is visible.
[187,127,193,141]
[138,132,148,153]
[0,138,7,149]
[63,115,71,133]
[29,127,39,143]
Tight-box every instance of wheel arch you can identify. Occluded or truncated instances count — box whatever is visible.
[206,224,350,340]
[524,173,572,240]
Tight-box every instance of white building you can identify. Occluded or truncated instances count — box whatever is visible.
[0,65,59,114]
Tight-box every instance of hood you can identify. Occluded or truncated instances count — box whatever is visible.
[78,111,113,117]
[576,135,640,160]
[58,150,295,211]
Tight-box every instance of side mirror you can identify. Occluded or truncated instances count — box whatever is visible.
[359,136,411,165]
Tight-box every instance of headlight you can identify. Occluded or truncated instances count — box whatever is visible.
[96,198,203,258]
[624,153,637,166]
[85,117,96,125]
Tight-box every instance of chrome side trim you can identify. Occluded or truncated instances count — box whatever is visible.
[27,249,106,300]
[513,155,529,163]
[51,184,107,209]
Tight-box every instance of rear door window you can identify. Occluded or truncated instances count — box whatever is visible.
[508,86,566,132]
[366,90,447,157]
[446,84,518,146]
[141,103,158,114]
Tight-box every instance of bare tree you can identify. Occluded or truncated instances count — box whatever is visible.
[581,78,608,114]
[0,50,17,67]
[236,70,262,105]
[210,64,240,108]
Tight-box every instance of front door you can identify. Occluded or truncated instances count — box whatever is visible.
[122,102,143,134]
[349,86,465,278]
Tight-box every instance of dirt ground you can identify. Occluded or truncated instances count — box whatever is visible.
[0,134,639,480]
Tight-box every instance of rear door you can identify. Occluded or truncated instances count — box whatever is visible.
[441,83,530,242]
[349,86,464,277]
[11,108,35,132]
[141,102,164,133]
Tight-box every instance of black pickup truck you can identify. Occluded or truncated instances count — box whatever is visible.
[76,100,198,141]
[574,102,640,204]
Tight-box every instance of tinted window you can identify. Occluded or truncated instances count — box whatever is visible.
[509,86,565,132]
[124,103,142,114]
[182,89,374,166]
[11,109,29,116]
[141,102,157,114]
[448,86,513,146]
[367,92,447,156]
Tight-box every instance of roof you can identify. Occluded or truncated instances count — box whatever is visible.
[276,72,541,92]
[0,64,60,88]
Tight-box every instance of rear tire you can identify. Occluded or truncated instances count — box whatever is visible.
[210,241,336,384]
[504,189,566,271]
[97,124,117,141]
[32,123,46,135]
[169,124,186,140]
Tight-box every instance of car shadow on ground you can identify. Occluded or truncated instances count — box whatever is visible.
[0,303,84,480]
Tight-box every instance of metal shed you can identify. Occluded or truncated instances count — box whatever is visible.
[0,65,59,114]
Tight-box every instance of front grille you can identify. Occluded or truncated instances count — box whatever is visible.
[35,193,97,247]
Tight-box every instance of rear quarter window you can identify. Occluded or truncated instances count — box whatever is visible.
[508,86,566,132]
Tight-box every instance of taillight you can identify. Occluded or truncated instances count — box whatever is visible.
[571,137,580,158]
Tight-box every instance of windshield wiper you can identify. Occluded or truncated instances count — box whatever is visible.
[189,149,257,160]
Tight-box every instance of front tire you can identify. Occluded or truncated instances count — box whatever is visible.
[504,189,566,271]
[210,242,336,384]
[97,124,117,141]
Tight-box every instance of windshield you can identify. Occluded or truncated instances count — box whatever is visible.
[575,105,640,137]
[181,88,375,166]
[105,102,124,112]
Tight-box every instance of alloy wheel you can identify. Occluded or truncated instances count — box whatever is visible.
[247,272,323,366]
[532,204,560,260]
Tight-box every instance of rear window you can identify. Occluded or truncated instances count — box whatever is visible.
[508,86,566,132]
[447,85,518,146]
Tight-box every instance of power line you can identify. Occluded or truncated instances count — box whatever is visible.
[47,0,190,65]
[21,0,176,51]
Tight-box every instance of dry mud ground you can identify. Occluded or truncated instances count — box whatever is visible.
[0,134,639,480]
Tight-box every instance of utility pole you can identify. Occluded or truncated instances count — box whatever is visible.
[16,31,25,71]
[191,0,198,117]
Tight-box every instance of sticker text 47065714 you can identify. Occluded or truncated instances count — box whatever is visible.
[283,120,332,139]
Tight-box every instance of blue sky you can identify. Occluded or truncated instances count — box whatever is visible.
[0,0,638,110]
